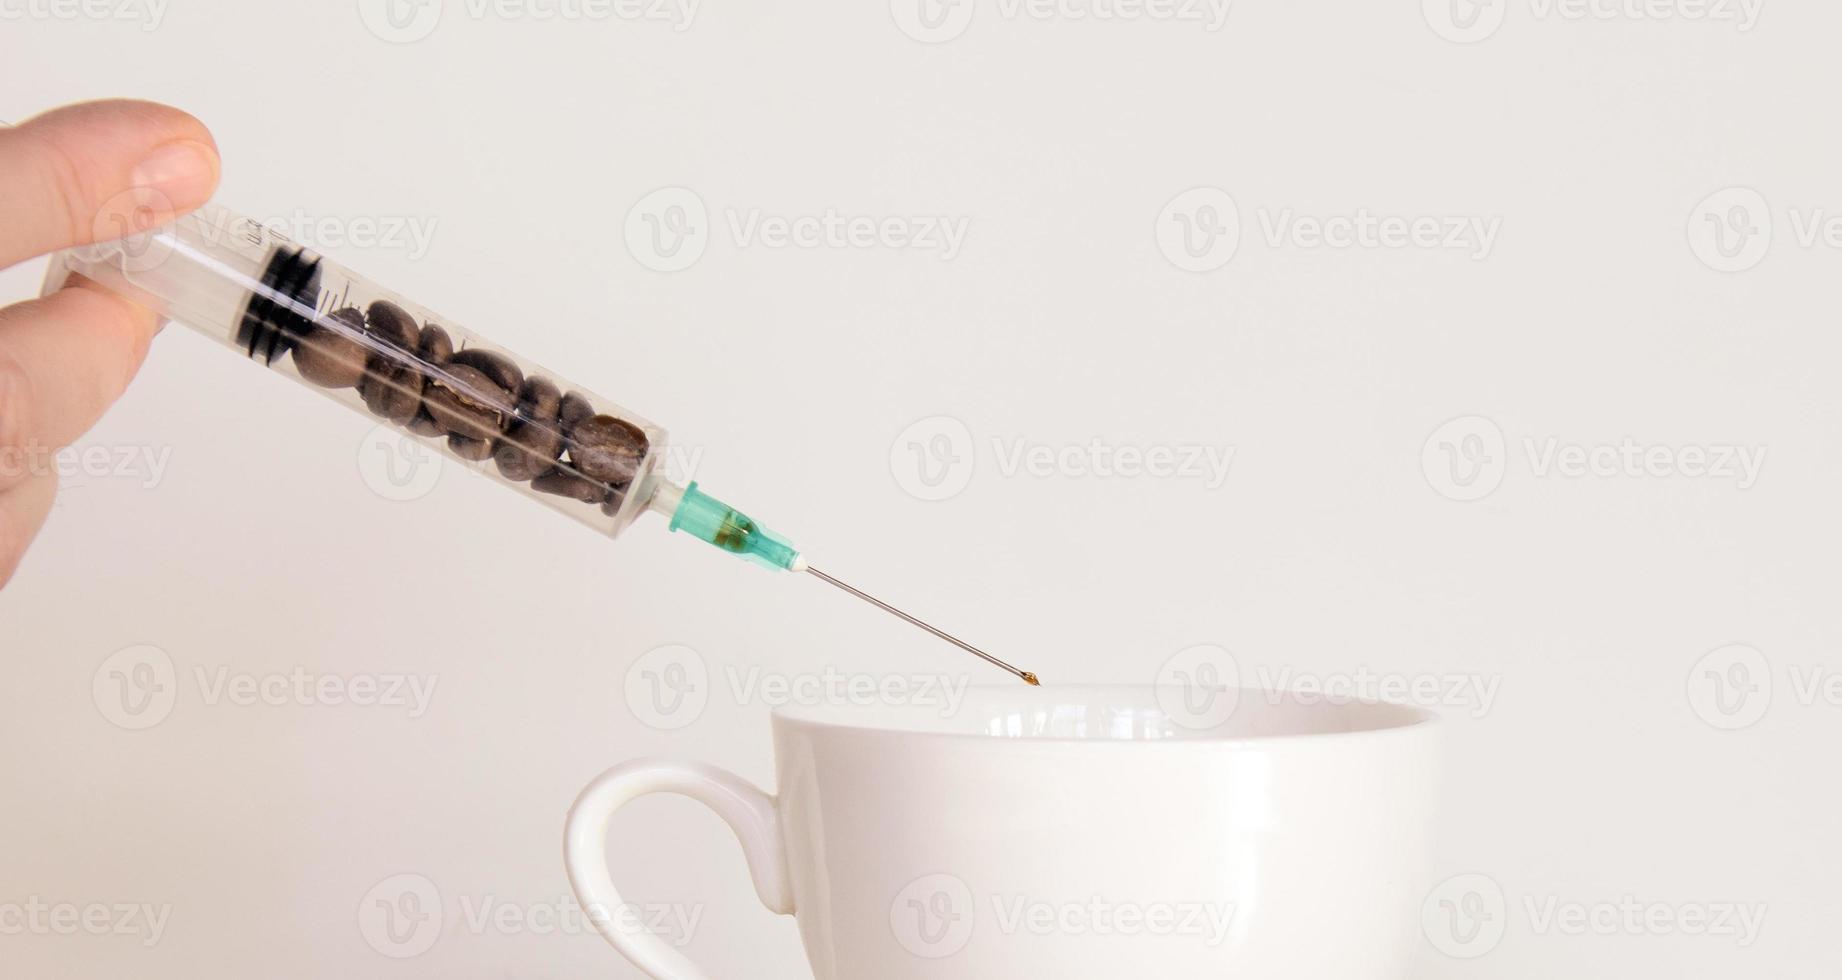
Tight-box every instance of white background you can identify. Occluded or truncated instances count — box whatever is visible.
[2,0,1835,976]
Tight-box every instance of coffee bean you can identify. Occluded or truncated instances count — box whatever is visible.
[448,348,523,395]
[402,326,454,435]
[360,362,422,424]
[559,391,594,434]
[532,467,608,503]
[424,363,514,439]
[365,300,419,350]
[405,411,446,438]
[512,376,561,424]
[418,324,453,363]
[494,377,564,482]
[568,414,648,485]
[359,301,424,423]
[292,307,368,389]
[448,433,494,462]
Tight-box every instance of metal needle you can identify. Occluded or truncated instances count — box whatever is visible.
[805,566,1039,686]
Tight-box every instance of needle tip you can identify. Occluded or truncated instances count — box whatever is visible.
[1022,672,1040,687]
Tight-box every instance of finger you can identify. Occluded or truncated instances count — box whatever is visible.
[0,472,56,588]
[0,99,219,271]
[0,275,160,495]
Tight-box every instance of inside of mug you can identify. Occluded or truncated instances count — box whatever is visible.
[772,685,1433,741]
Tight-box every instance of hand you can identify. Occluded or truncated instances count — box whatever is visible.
[0,100,218,587]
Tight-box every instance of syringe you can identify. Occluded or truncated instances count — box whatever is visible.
[46,203,1039,686]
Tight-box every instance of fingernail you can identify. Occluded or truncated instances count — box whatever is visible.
[129,139,220,210]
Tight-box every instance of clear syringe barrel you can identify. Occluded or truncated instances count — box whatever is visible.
[51,205,666,535]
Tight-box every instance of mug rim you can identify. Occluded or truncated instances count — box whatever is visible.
[769,683,1442,746]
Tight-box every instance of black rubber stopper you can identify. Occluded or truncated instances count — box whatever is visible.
[236,246,323,366]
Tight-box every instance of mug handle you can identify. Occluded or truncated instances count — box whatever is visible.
[564,760,794,980]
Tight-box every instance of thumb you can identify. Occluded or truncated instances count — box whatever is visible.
[0,99,220,271]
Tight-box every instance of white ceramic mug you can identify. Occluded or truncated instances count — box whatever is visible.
[565,686,1440,979]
